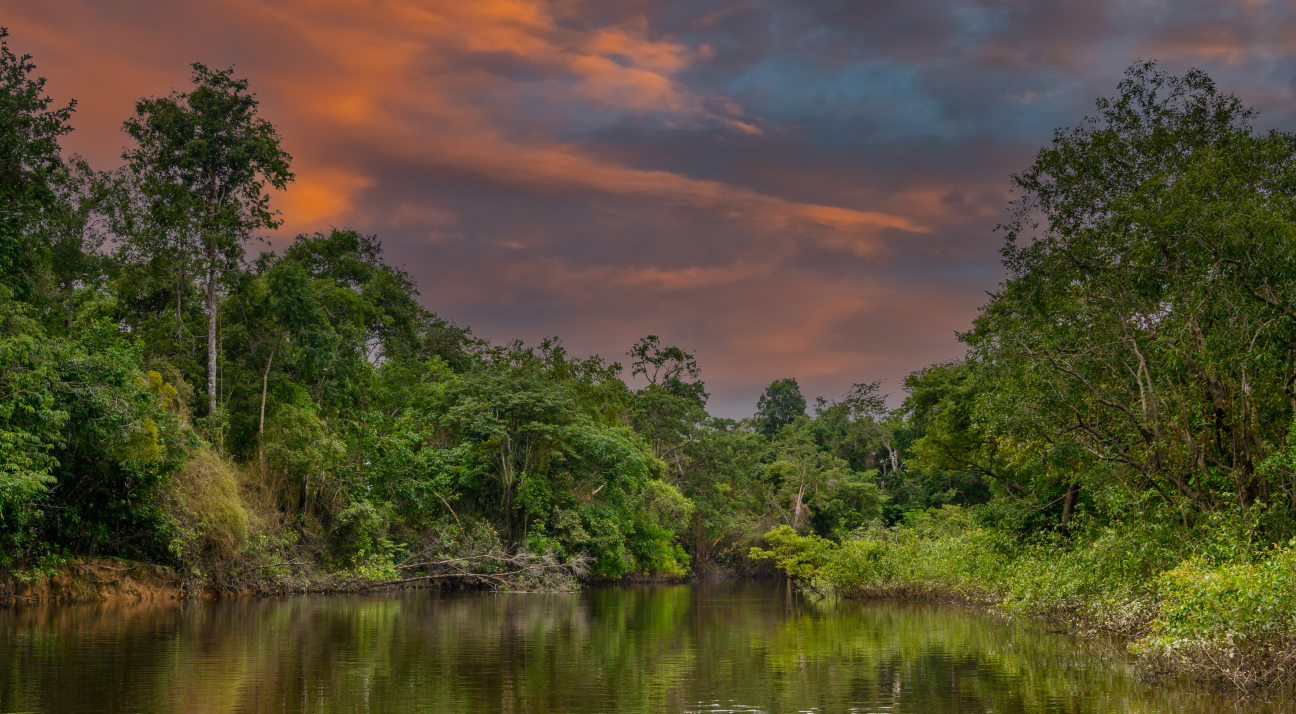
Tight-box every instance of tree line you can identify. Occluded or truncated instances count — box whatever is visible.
[6,26,1295,592]
[0,31,940,582]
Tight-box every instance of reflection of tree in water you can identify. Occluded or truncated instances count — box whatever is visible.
[0,583,1289,713]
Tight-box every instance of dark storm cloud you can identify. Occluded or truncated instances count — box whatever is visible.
[6,0,1296,415]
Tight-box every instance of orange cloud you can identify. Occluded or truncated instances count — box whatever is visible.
[0,0,984,416]
[276,167,375,231]
[229,0,925,255]
[0,0,922,261]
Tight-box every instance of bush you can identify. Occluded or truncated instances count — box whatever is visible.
[757,506,1165,632]
[164,447,250,564]
[1136,546,1296,688]
[997,525,1172,633]
[755,504,1296,688]
[330,499,391,566]
[749,525,835,589]
[0,314,192,562]
[820,510,1011,601]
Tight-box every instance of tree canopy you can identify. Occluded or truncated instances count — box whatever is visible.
[123,63,294,418]
[0,28,74,301]
[755,378,807,439]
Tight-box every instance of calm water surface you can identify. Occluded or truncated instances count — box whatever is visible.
[1,579,1290,713]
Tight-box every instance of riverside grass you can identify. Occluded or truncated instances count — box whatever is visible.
[753,505,1296,690]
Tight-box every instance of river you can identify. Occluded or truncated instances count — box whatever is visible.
[0,579,1290,713]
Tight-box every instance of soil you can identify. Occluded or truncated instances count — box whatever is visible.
[0,558,189,606]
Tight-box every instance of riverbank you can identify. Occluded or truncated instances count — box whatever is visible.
[752,507,1296,691]
[0,561,512,606]
[0,558,188,605]
[0,553,701,606]
[20,507,1295,695]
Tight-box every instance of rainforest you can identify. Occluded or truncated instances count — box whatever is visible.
[7,27,1296,690]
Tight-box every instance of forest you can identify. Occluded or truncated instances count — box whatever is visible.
[6,28,1296,686]
[0,28,897,587]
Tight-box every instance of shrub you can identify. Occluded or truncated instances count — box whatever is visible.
[0,316,192,562]
[819,510,1011,601]
[997,525,1172,633]
[749,525,835,588]
[164,447,250,564]
[1136,546,1296,688]
[263,399,345,514]
[330,499,391,566]
[758,506,1164,634]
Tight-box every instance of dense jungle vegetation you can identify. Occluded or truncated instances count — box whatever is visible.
[0,29,889,587]
[7,28,1296,686]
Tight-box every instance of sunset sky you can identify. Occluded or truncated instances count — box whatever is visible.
[6,0,1296,416]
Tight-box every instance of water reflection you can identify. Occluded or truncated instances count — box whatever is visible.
[0,580,1290,713]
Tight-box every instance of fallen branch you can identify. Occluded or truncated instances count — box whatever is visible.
[393,544,591,592]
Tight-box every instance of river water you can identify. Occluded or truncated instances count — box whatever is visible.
[0,579,1290,713]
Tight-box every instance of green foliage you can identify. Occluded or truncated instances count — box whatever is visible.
[1130,542,1296,688]
[0,304,65,548]
[330,499,392,567]
[903,362,986,474]
[749,525,834,584]
[758,505,1165,630]
[165,447,249,563]
[811,469,885,538]
[816,506,1013,601]
[263,398,345,513]
[755,378,806,439]
[0,28,75,301]
[1143,547,1296,649]
[122,61,294,419]
[627,336,708,466]
[768,420,863,531]
[972,61,1296,517]
[673,417,780,569]
[757,493,1296,686]
[122,63,293,241]
[42,157,113,331]
[0,309,191,561]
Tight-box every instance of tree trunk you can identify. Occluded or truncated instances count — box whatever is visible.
[791,482,808,531]
[258,334,282,477]
[692,514,709,569]
[501,441,514,541]
[1060,483,1078,535]
[206,245,217,418]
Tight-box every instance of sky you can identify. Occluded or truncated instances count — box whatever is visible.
[6,0,1296,417]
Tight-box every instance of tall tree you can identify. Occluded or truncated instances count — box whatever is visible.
[838,379,903,476]
[974,62,1296,513]
[0,28,75,301]
[627,335,708,474]
[755,378,806,439]
[123,63,293,418]
[44,156,111,330]
[250,259,332,474]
